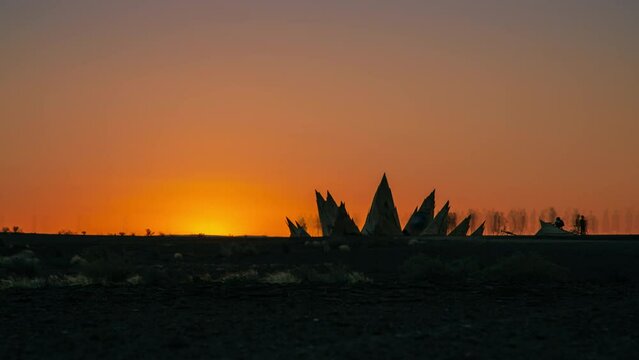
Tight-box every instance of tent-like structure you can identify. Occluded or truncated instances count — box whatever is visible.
[470,221,485,237]
[361,174,403,236]
[535,220,572,236]
[331,202,361,236]
[286,173,493,238]
[449,215,472,236]
[403,190,435,235]
[421,201,450,235]
[286,217,311,238]
[315,191,339,236]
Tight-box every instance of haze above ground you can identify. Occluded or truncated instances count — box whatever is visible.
[0,1,637,235]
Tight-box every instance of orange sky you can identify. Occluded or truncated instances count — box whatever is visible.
[1,1,638,235]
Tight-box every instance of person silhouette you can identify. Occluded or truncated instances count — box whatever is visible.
[554,217,565,230]
[579,215,587,235]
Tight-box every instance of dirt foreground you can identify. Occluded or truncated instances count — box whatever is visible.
[0,234,638,359]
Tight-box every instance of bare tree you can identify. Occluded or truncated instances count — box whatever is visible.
[467,209,479,230]
[507,209,527,235]
[295,217,308,231]
[540,207,557,223]
[447,212,458,233]
[602,209,610,234]
[588,211,598,234]
[310,215,322,236]
[487,211,506,235]
[612,210,621,234]
[625,209,634,234]
[527,209,537,233]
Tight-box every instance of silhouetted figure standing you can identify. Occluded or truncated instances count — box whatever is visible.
[579,215,587,235]
[554,217,565,230]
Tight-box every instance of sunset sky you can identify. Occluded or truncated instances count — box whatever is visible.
[1,1,638,235]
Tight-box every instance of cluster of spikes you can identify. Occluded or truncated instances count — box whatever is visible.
[286,174,485,238]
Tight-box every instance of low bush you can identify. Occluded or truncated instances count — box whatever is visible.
[262,271,302,284]
[0,277,46,289]
[219,242,258,257]
[295,264,372,284]
[78,258,136,283]
[0,250,41,277]
[400,253,569,284]
[400,255,478,283]
[481,253,569,283]
[218,269,259,283]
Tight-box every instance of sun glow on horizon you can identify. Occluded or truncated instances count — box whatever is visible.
[0,1,637,236]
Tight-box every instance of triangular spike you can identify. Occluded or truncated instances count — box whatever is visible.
[286,217,299,237]
[403,190,437,235]
[449,215,472,236]
[362,174,402,236]
[331,203,361,236]
[316,190,339,237]
[470,221,485,237]
[421,201,450,236]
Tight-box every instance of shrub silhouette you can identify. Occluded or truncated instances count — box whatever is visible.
[400,255,478,283]
[400,253,568,284]
[481,253,569,283]
[0,250,41,277]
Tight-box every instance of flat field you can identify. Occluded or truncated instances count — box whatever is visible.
[1,234,638,359]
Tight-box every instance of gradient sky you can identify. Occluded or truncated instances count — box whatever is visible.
[1,1,638,235]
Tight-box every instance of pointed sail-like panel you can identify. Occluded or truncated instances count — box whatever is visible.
[331,202,361,236]
[295,221,311,237]
[286,217,310,238]
[419,190,436,224]
[362,174,402,236]
[470,222,485,237]
[421,201,450,235]
[286,217,296,237]
[449,215,471,236]
[402,207,419,235]
[403,190,436,235]
[286,217,300,237]
[316,190,338,236]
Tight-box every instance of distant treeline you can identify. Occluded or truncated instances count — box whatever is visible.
[446,207,639,235]
[298,207,639,236]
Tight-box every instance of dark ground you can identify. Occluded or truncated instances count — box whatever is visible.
[1,234,638,359]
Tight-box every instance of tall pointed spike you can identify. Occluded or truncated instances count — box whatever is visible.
[362,174,402,236]
[470,221,486,237]
[449,215,472,236]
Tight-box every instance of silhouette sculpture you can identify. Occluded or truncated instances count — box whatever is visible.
[286,217,311,238]
[362,174,403,236]
[449,215,472,236]
[403,190,435,235]
[315,191,339,236]
[470,221,486,237]
[331,202,361,236]
[421,201,450,235]
[535,220,571,236]
[287,173,485,238]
